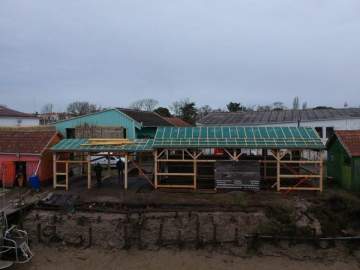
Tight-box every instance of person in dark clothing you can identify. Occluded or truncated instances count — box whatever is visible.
[116,158,124,183]
[94,163,103,188]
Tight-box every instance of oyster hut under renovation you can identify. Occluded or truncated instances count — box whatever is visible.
[51,126,325,192]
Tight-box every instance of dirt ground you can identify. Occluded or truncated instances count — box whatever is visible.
[12,246,360,270]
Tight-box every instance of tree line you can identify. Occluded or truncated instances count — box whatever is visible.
[40,96,349,125]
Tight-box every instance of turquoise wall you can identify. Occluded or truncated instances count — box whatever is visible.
[55,109,140,140]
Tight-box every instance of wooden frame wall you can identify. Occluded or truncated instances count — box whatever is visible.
[153,148,324,192]
[153,148,247,190]
[269,149,324,192]
[52,147,324,192]
[53,152,91,191]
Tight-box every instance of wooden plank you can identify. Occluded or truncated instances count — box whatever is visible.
[279,175,321,178]
[130,160,154,187]
[193,159,197,190]
[53,153,57,189]
[319,151,324,192]
[55,173,67,176]
[279,160,322,164]
[276,150,280,191]
[224,149,236,160]
[184,149,195,159]
[54,184,67,188]
[65,162,69,191]
[154,150,158,189]
[124,153,128,190]
[157,184,195,188]
[87,154,91,189]
[157,173,195,176]
[55,160,92,164]
[157,159,216,163]
[157,149,166,159]
[279,187,321,191]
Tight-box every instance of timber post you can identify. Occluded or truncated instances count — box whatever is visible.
[124,153,128,190]
[53,153,57,189]
[87,154,91,189]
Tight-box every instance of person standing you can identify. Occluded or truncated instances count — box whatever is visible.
[116,158,124,184]
[94,163,103,188]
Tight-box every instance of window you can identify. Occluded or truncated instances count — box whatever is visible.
[326,127,334,139]
[66,128,76,139]
[315,127,323,138]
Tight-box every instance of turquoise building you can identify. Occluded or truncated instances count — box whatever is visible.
[55,108,173,139]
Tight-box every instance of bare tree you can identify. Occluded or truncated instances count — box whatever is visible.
[272,101,287,111]
[197,105,213,120]
[67,101,101,116]
[170,98,190,116]
[41,103,54,114]
[302,102,308,110]
[292,96,300,110]
[256,105,272,111]
[129,98,159,111]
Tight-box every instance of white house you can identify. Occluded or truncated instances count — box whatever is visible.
[0,105,39,127]
[198,108,360,145]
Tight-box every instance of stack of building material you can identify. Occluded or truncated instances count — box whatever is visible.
[80,138,133,146]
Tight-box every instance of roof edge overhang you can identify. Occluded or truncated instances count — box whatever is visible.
[332,131,355,158]
[0,152,42,156]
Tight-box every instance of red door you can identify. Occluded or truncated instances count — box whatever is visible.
[1,161,16,187]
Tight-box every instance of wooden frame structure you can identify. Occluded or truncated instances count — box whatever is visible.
[53,153,92,191]
[269,149,324,192]
[153,148,324,192]
[52,151,131,191]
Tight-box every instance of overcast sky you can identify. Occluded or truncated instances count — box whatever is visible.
[0,1,360,113]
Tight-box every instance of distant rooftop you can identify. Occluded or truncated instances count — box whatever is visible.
[198,108,360,126]
[0,105,38,118]
[162,117,192,127]
[117,108,173,127]
[330,130,360,157]
[0,126,57,154]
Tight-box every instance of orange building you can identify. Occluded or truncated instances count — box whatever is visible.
[0,126,61,187]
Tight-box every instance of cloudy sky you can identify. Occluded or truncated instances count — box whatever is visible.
[0,0,359,113]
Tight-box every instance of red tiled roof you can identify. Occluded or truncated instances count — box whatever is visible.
[335,130,360,157]
[162,117,192,127]
[0,105,38,118]
[0,127,58,155]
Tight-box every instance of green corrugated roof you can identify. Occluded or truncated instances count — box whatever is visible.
[51,126,324,152]
[153,126,324,149]
[51,139,154,152]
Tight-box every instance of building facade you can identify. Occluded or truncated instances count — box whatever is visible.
[0,105,39,127]
[327,130,360,191]
[0,126,61,187]
[55,108,173,140]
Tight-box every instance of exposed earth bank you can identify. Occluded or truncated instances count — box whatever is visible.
[13,246,360,270]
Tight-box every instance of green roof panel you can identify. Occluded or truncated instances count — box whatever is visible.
[153,126,324,150]
[51,126,324,152]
